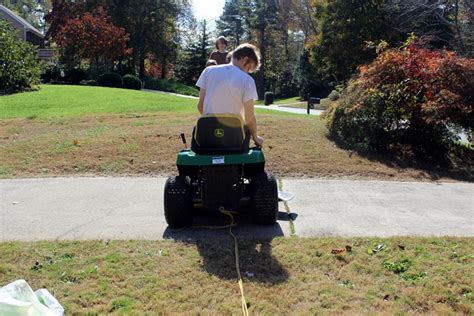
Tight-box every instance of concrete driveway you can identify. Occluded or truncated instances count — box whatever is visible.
[1,177,472,241]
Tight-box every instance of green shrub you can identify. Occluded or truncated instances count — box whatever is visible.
[264,92,274,105]
[328,90,340,101]
[326,42,474,160]
[41,65,62,83]
[98,72,123,88]
[81,80,97,86]
[64,68,88,84]
[143,78,199,97]
[122,74,142,90]
[0,20,43,94]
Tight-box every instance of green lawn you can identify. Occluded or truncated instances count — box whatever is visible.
[283,98,334,110]
[0,85,196,119]
[0,85,299,119]
[1,237,472,314]
[255,96,302,105]
[144,78,199,97]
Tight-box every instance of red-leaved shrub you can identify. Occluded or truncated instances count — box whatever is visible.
[326,42,473,160]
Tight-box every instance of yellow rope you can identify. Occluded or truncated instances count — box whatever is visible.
[218,208,249,316]
[170,209,249,316]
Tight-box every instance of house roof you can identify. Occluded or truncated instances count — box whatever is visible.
[0,4,44,38]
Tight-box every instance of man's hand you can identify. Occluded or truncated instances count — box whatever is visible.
[254,136,264,147]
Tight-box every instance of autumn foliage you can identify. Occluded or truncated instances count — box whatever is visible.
[326,42,474,159]
[55,7,130,72]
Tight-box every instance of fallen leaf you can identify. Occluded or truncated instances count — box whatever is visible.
[383,294,390,301]
[345,245,352,253]
[331,249,345,255]
[398,244,406,251]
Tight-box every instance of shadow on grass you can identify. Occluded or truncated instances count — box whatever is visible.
[163,209,290,284]
[328,135,474,182]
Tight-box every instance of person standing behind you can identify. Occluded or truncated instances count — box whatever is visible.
[209,36,230,65]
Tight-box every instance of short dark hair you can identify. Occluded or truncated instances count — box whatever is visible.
[231,43,261,72]
[215,36,228,50]
[206,59,217,67]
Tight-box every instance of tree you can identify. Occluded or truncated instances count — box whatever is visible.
[307,0,389,87]
[106,0,190,77]
[383,0,473,56]
[237,0,279,99]
[45,0,100,40]
[295,48,324,98]
[46,0,191,76]
[0,20,43,94]
[175,20,211,85]
[384,0,456,48]
[54,7,130,74]
[216,0,245,47]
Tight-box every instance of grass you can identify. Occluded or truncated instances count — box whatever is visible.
[255,96,302,105]
[282,98,334,110]
[143,78,199,97]
[0,85,195,119]
[0,237,472,314]
[1,85,471,181]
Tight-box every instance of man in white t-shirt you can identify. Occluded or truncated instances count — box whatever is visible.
[195,43,264,147]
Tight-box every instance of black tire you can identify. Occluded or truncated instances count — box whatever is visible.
[164,176,193,227]
[251,171,278,225]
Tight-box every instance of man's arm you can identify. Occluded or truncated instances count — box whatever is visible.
[197,88,205,114]
[243,99,264,146]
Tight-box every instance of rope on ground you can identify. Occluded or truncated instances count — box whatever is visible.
[170,208,249,315]
[218,207,249,316]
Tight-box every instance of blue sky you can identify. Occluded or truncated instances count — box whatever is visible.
[192,0,225,23]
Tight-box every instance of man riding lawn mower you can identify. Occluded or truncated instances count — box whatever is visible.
[164,43,280,228]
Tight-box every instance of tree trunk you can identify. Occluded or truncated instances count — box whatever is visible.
[139,56,145,78]
[257,26,266,100]
[161,60,167,79]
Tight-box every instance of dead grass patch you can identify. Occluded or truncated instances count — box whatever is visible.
[0,112,471,181]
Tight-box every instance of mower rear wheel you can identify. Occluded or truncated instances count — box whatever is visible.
[251,171,278,225]
[164,176,193,227]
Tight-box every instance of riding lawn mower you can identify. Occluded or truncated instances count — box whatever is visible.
[164,114,281,228]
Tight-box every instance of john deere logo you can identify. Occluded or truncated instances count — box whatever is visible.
[214,128,224,138]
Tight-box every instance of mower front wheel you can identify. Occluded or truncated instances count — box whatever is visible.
[251,171,278,225]
[164,176,193,228]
